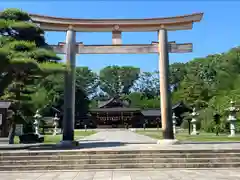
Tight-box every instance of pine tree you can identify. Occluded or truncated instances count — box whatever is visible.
[0,8,64,143]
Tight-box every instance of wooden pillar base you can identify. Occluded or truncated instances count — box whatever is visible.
[162,129,174,139]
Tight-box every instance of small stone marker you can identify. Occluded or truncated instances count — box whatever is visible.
[15,124,23,136]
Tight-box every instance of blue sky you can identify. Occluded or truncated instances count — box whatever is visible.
[1,1,240,72]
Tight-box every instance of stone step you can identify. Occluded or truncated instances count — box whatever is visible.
[1,158,240,166]
[0,138,8,144]
[1,153,240,160]
[0,162,240,171]
[2,149,240,156]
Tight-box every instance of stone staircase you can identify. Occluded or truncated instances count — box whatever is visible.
[0,149,240,171]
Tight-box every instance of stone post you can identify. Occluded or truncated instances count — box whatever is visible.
[226,100,239,137]
[112,31,122,45]
[191,108,199,135]
[172,112,177,136]
[158,29,174,139]
[62,27,76,142]
[52,114,59,136]
[33,109,41,135]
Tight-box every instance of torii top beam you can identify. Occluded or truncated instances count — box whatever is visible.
[30,13,203,32]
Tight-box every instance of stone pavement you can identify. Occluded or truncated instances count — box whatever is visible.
[80,129,158,144]
[1,169,240,180]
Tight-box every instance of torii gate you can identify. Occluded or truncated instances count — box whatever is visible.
[30,13,203,144]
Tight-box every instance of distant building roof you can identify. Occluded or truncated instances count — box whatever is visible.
[141,101,191,117]
[141,109,160,116]
[172,101,189,109]
[51,107,61,113]
[0,101,11,109]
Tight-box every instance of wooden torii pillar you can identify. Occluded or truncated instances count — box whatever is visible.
[30,12,203,143]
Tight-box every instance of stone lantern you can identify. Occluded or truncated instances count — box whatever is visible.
[191,108,199,135]
[33,109,41,135]
[226,100,239,137]
[172,112,177,136]
[52,113,59,136]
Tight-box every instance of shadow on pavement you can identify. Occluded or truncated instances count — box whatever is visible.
[1,140,240,151]
[30,141,125,150]
[179,141,240,144]
[0,141,125,151]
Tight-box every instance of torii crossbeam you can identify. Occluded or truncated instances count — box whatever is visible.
[52,42,192,54]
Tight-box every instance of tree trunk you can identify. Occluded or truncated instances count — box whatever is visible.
[8,122,16,144]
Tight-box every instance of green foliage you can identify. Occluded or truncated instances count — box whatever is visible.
[133,71,159,98]
[169,63,186,91]
[30,48,62,62]
[198,108,216,133]
[6,41,36,51]
[30,87,49,111]
[121,92,160,109]
[170,46,240,133]
[75,67,99,96]
[99,66,140,96]
[38,67,97,118]
[0,48,9,68]
[0,8,30,21]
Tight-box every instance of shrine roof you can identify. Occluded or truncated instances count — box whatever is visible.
[90,107,140,112]
[98,98,115,108]
[90,101,189,115]
[29,13,203,32]
[97,96,130,108]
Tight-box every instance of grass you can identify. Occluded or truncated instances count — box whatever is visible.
[137,129,240,142]
[14,129,96,144]
[74,130,96,137]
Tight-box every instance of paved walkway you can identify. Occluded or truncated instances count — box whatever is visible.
[1,169,240,180]
[80,129,158,144]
